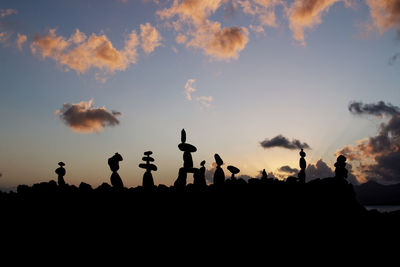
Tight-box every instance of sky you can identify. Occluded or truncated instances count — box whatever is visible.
[1,0,400,190]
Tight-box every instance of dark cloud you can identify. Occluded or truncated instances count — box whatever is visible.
[260,135,310,150]
[278,165,298,175]
[56,99,121,133]
[348,101,399,117]
[306,159,334,181]
[305,159,359,185]
[338,101,400,183]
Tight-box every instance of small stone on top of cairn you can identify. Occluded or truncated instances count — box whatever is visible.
[227,165,240,180]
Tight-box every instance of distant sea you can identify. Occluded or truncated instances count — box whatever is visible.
[365,205,400,213]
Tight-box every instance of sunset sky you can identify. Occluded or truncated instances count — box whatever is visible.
[1,0,400,190]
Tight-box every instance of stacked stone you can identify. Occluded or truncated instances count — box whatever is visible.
[178,129,197,173]
[193,160,207,188]
[213,154,225,188]
[227,165,240,181]
[55,162,66,186]
[139,151,157,190]
[298,149,306,184]
[108,152,124,189]
[261,169,268,181]
[174,129,199,190]
[334,155,348,179]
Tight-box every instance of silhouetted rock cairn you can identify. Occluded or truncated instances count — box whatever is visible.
[175,129,199,190]
[298,149,306,184]
[55,162,66,186]
[227,165,240,181]
[193,160,207,188]
[261,169,268,182]
[139,151,157,191]
[178,129,197,172]
[334,155,348,180]
[108,152,124,189]
[213,154,225,188]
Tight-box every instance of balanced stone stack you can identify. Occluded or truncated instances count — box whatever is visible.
[334,155,348,180]
[108,152,124,189]
[178,129,197,173]
[139,151,157,190]
[55,161,66,186]
[213,154,225,188]
[174,129,199,190]
[193,160,207,188]
[227,165,240,181]
[298,149,306,184]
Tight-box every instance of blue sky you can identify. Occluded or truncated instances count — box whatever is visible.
[1,0,400,189]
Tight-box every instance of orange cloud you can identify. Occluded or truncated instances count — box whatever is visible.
[287,0,352,45]
[365,0,400,33]
[186,20,248,60]
[30,28,139,74]
[140,22,162,54]
[158,0,248,60]
[16,33,27,51]
[56,99,121,133]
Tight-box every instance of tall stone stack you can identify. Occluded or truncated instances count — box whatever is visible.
[213,154,225,188]
[298,149,306,184]
[139,151,157,191]
[174,129,199,190]
[55,161,66,186]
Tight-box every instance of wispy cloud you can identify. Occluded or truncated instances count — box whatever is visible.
[196,95,214,108]
[0,8,17,18]
[184,78,196,101]
[184,78,213,108]
[287,0,352,45]
[365,0,400,34]
[56,99,121,133]
[140,22,162,54]
[16,33,27,51]
[238,0,283,28]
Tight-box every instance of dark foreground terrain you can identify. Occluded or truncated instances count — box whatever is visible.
[1,177,399,233]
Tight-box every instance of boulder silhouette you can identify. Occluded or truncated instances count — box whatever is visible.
[110,172,123,189]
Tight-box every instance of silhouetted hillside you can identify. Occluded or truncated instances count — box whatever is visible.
[354,181,400,205]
